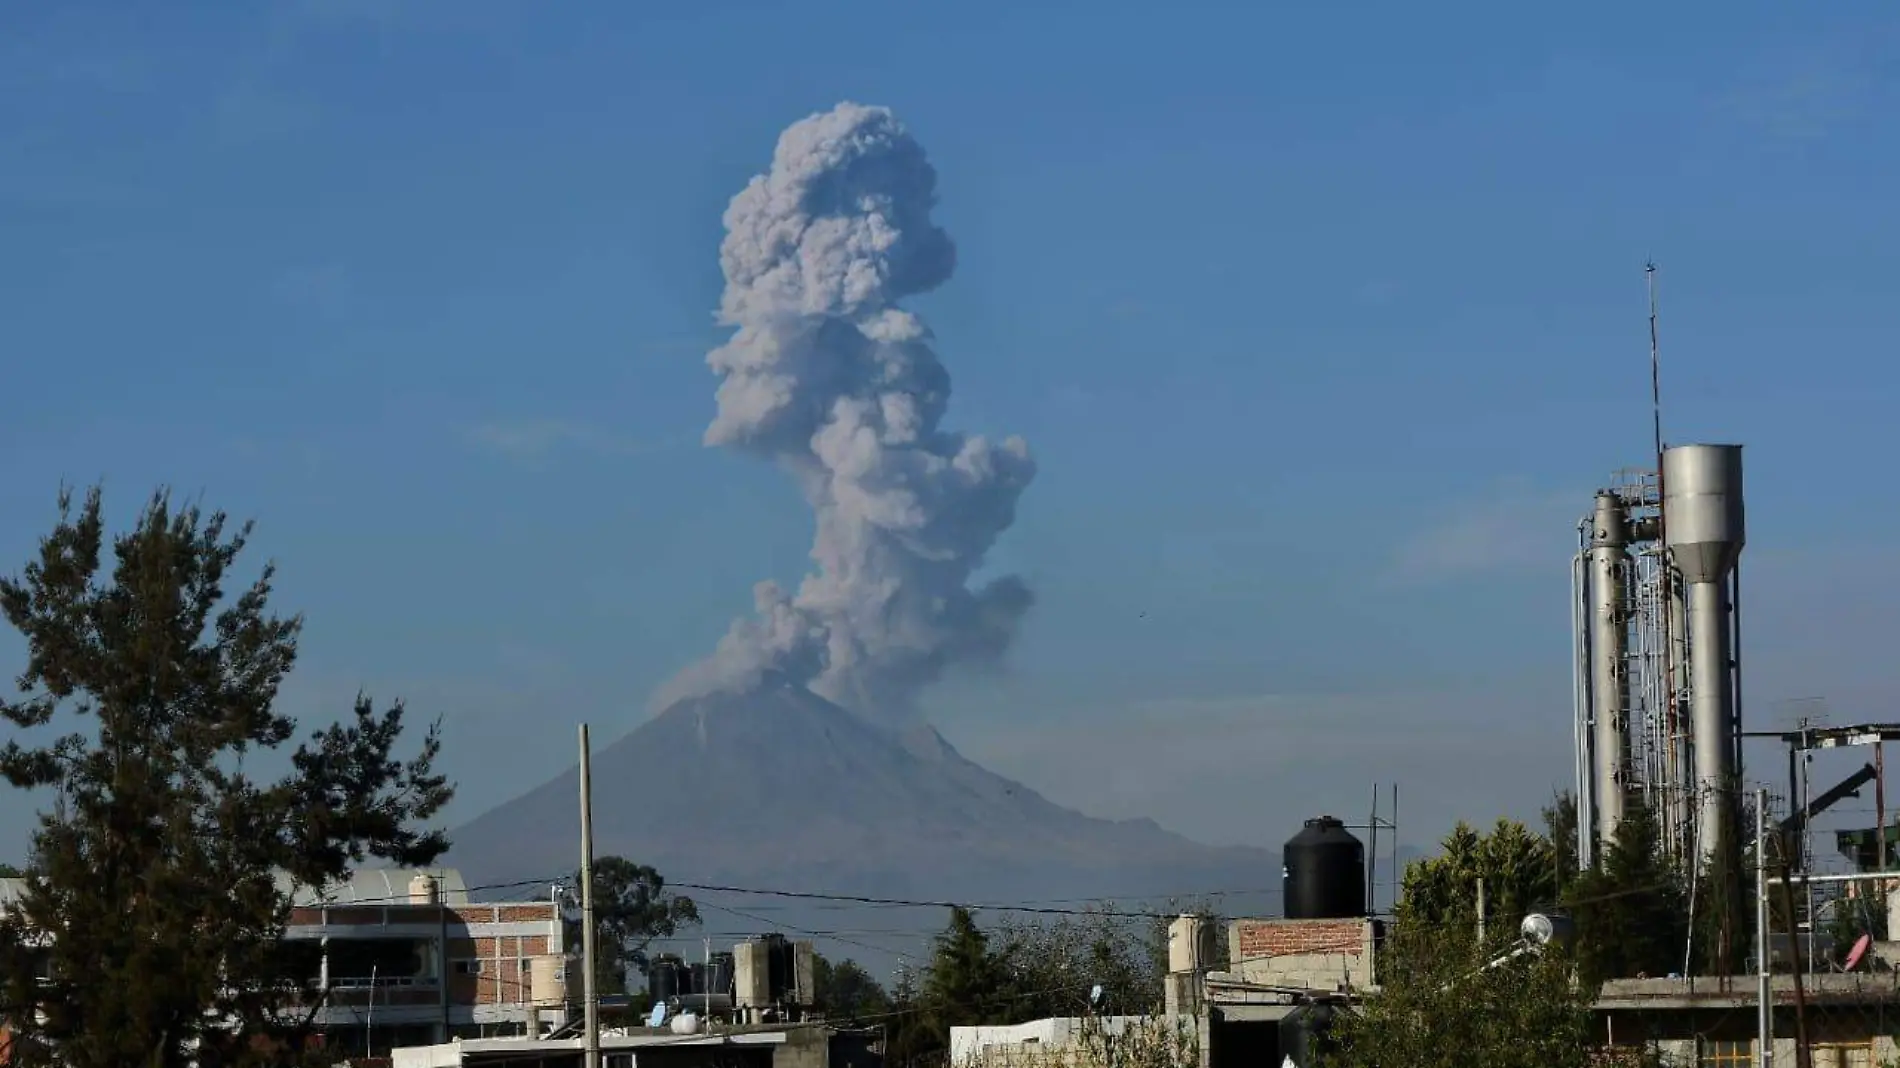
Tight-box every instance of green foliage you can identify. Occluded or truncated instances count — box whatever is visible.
[565,856,699,995]
[0,864,20,878]
[1397,818,1559,940]
[812,953,892,1021]
[1321,919,1604,1068]
[1566,803,1689,985]
[924,907,1015,1037]
[0,487,453,1068]
[1542,791,1579,898]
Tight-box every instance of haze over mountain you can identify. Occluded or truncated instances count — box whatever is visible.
[449,681,1281,918]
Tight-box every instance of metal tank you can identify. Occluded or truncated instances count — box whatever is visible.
[1587,491,1634,844]
[709,951,735,997]
[1662,444,1745,874]
[1283,817,1366,920]
[649,954,683,1003]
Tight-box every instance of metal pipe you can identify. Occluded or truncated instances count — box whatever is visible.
[1590,492,1633,846]
[1571,533,1596,870]
[1669,568,1690,859]
[1689,576,1735,872]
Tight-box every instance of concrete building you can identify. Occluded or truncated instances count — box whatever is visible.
[391,1020,853,1068]
[282,868,570,1055]
[0,868,569,1061]
[950,1016,1199,1068]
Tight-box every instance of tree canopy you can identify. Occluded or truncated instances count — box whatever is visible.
[565,855,700,994]
[811,953,891,1021]
[1321,916,1609,1068]
[0,487,453,1068]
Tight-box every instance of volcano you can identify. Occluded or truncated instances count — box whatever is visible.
[447,681,1279,939]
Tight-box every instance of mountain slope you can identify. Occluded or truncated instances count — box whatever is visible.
[448,681,1279,921]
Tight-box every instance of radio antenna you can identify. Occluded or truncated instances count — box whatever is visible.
[1648,261,1663,457]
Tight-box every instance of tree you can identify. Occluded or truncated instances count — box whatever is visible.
[565,856,699,994]
[1398,818,1559,940]
[991,905,1162,1020]
[922,908,1012,1042]
[0,487,452,1068]
[0,864,20,878]
[812,953,891,1021]
[1321,917,1622,1068]
[885,963,939,1068]
[1542,790,1579,899]
[1566,802,1688,985]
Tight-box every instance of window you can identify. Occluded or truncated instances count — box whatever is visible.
[1698,1039,1752,1067]
[452,959,486,975]
[1812,1043,1875,1068]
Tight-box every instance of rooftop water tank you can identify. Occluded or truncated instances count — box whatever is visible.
[649,955,683,1003]
[407,872,440,905]
[529,955,568,1008]
[1283,816,1365,920]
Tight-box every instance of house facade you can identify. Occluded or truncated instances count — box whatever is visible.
[0,867,571,1061]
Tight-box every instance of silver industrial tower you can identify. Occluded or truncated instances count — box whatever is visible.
[1570,444,1746,880]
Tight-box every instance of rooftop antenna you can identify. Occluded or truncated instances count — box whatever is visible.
[1648,261,1664,461]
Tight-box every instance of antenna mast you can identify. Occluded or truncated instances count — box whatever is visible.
[1648,263,1664,462]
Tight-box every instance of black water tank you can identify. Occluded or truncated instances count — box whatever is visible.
[649,955,683,1003]
[687,961,709,997]
[709,951,735,996]
[762,934,792,1000]
[1284,816,1365,920]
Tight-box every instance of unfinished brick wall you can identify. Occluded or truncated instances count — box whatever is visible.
[1229,918,1376,992]
[1233,919,1365,962]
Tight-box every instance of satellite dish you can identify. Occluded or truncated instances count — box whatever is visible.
[1846,933,1874,972]
[647,1002,669,1028]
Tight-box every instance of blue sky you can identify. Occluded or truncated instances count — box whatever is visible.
[3,1,1899,867]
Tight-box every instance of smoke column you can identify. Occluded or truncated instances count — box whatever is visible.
[655,102,1036,724]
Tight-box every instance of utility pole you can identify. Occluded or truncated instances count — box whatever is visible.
[1755,788,1771,1068]
[1476,878,1487,945]
[580,724,601,1068]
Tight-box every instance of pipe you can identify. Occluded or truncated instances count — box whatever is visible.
[1571,536,1596,870]
[1669,568,1690,859]
[1590,492,1633,846]
[1690,576,1736,873]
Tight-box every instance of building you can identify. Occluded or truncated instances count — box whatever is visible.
[283,868,571,1054]
[391,1020,853,1068]
[0,867,570,1061]
[950,1015,1199,1068]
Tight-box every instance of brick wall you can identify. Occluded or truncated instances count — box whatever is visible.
[1229,918,1377,992]
[1234,919,1365,961]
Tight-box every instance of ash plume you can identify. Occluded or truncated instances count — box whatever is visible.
[656,102,1036,723]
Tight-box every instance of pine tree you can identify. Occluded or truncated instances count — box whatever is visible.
[0,487,453,1068]
[1570,802,1689,985]
[923,907,1008,1038]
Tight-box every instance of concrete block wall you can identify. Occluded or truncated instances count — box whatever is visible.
[1228,919,1376,992]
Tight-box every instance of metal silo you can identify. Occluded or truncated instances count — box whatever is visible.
[1662,443,1746,876]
